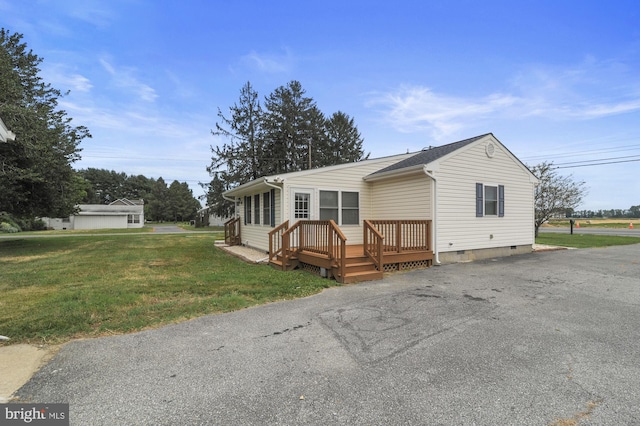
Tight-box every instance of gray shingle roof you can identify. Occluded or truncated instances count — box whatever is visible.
[369,133,492,176]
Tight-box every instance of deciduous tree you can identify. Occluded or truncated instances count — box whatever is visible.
[530,162,588,237]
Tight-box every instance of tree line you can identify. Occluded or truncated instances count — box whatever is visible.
[203,81,368,217]
[78,168,202,222]
[568,207,640,219]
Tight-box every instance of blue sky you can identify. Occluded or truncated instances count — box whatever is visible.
[2,0,639,211]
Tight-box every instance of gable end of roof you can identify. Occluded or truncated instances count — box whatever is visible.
[368,133,492,177]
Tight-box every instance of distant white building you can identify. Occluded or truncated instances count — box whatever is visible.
[42,199,145,230]
[196,206,228,227]
[0,117,16,142]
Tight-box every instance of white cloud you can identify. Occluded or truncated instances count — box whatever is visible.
[41,63,93,93]
[239,49,294,74]
[369,57,640,140]
[99,57,158,102]
[368,86,519,140]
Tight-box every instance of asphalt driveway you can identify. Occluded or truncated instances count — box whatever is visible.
[15,244,640,425]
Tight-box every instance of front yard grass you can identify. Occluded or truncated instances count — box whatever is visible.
[0,234,335,345]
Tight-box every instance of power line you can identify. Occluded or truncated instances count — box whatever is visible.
[554,154,640,166]
[556,158,640,169]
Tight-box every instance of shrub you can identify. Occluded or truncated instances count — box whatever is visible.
[1,221,20,233]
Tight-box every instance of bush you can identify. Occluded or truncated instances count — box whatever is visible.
[1,221,20,233]
[0,213,48,232]
[0,212,21,233]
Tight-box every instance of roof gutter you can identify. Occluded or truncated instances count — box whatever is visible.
[423,167,440,265]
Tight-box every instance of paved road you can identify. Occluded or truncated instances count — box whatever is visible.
[15,244,640,425]
[539,226,640,237]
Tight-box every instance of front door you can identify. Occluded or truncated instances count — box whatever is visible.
[291,189,313,221]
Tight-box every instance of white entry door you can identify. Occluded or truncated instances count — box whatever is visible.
[291,189,313,221]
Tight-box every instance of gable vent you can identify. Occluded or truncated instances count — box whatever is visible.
[486,142,496,158]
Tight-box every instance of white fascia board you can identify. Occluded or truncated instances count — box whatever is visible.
[363,164,426,182]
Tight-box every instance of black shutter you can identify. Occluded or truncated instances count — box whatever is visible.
[498,185,505,217]
[270,189,276,227]
[476,183,483,217]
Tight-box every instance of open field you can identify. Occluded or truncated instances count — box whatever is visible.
[545,218,639,228]
[0,233,334,345]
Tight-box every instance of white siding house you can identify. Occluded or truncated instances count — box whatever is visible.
[223,134,538,264]
[42,199,145,230]
[0,117,16,142]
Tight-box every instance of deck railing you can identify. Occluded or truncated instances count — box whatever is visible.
[268,220,289,264]
[280,220,347,277]
[224,217,241,246]
[367,220,431,252]
[363,220,384,271]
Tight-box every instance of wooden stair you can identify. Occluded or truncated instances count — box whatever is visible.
[269,249,382,284]
[336,252,383,284]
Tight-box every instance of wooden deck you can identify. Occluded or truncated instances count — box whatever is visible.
[266,220,433,284]
[223,219,434,283]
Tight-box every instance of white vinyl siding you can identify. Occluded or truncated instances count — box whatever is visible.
[236,190,281,251]
[435,138,535,253]
[281,153,414,245]
[370,174,432,220]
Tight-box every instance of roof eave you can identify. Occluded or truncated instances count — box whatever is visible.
[223,177,283,198]
[363,164,427,182]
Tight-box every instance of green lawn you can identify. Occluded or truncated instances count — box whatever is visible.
[536,233,640,248]
[0,233,335,345]
[3,230,638,345]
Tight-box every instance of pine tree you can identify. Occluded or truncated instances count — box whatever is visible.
[322,111,368,166]
[210,81,264,185]
[262,80,326,173]
[205,81,368,214]
[0,29,91,218]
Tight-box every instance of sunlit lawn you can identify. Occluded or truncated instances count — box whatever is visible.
[0,233,335,345]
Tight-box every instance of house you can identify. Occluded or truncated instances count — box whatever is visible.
[0,117,16,142]
[41,199,145,230]
[195,206,228,227]
[222,134,538,283]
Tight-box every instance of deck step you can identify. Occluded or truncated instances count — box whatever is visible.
[339,270,384,284]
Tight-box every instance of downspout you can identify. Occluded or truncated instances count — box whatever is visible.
[423,167,440,264]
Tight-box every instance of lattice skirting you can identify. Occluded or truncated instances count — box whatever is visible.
[300,262,321,276]
[383,259,432,273]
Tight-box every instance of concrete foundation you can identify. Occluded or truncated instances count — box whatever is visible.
[437,244,533,264]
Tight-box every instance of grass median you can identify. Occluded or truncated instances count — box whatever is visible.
[0,233,335,345]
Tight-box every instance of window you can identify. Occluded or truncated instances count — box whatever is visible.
[294,192,310,219]
[244,196,252,224]
[319,191,339,222]
[127,214,140,224]
[476,183,504,217]
[263,191,271,226]
[319,190,359,225]
[342,191,359,225]
[485,186,498,216]
[254,194,260,225]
